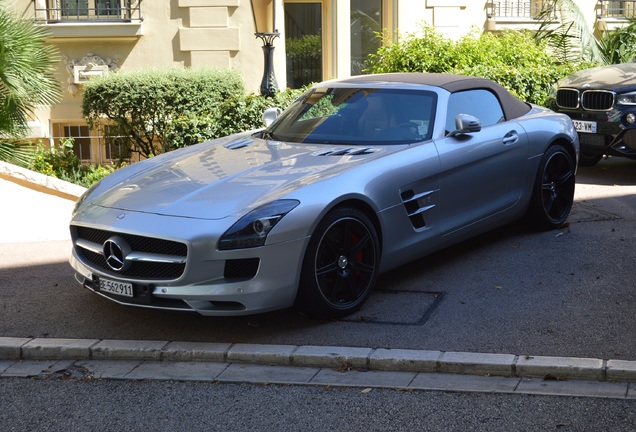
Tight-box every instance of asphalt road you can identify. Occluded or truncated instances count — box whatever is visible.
[2,378,634,431]
[1,157,635,361]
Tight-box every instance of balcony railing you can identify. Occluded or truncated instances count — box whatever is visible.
[488,1,555,19]
[598,1,636,18]
[33,0,143,24]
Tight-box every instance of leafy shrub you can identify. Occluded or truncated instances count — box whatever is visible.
[82,67,245,158]
[596,19,636,64]
[166,88,305,149]
[31,138,80,179]
[30,138,118,187]
[78,164,118,187]
[368,26,456,74]
[367,26,596,106]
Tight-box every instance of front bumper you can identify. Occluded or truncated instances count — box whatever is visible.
[559,109,636,159]
[71,234,308,316]
[577,127,636,159]
[70,208,310,316]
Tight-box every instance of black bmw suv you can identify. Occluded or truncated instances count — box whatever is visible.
[554,62,636,166]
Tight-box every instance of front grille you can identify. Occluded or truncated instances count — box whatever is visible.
[581,90,615,111]
[73,226,188,280]
[556,88,579,109]
[76,226,187,256]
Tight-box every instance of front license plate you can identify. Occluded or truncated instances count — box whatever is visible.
[573,120,597,133]
[99,277,133,298]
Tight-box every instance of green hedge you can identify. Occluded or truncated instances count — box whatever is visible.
[166,88,305,149]
[367,27,596,106]
[82,67,245,158]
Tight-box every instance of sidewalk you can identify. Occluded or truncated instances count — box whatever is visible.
[0,336,635,399]
[1,161,635,398]
[0,161,84,243]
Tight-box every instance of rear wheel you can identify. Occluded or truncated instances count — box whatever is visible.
[296,207,379,319]
[526,144,575,229]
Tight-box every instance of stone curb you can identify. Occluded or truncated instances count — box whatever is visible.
[0,161,86,201]
[1,337,635,383]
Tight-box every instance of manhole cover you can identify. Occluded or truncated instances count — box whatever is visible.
[341,289,442,325]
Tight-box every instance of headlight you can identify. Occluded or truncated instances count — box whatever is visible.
[617,92,636,105]
[218,200,300,250]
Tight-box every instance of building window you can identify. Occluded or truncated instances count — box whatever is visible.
[285,2,323,89]
[350,0,382,75]
[103,126,131,162]
[52,124,92,161]
[61,0,88,17]
[61,0,121,18]
[600,1,636,18]
[51,123,134,164]
[490,1,551,19]
[36,0,142,23]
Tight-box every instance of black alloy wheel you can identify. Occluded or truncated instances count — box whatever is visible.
[297,207,379,318]
[527,144,576,229]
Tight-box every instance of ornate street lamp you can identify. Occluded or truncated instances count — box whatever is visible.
[250,0,279,97]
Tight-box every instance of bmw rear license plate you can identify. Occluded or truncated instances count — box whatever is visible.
[99,277,133,297]
[573,120,597,133]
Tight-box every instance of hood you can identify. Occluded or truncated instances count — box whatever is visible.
[558,63,636,93]
[89,136,394,220]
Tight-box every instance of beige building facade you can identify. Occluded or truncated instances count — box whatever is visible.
[7,0,633,163]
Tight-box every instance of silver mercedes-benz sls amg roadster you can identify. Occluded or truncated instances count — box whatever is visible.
[70,73,579,318]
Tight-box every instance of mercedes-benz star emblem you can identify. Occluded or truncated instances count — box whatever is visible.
[103,236,131,272]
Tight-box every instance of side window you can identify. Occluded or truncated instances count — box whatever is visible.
[446,89,505,133]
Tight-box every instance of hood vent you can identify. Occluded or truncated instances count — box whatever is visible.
[315,147,377,156]
[224,139,253,150]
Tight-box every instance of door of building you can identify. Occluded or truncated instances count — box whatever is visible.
[284,2,323,88]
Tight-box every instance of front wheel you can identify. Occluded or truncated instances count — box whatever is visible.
[296,207,380,319]
[525,144,575,229]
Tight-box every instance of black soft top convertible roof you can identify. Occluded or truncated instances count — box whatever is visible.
[332,73,532,121]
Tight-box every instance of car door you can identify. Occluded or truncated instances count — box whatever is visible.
[434,89,528,237]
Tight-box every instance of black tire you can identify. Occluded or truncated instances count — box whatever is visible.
[296,207,380,319]
[525,144,576,229]
[578,151,603,167]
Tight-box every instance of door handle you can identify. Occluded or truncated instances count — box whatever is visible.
[502,131,518,145]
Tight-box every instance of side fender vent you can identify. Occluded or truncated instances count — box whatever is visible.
[400,189,436,229]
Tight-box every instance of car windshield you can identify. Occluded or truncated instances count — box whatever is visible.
[264,87,437,145]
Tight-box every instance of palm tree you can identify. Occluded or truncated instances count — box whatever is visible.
[0,4,60,166]
[534,0,603,64]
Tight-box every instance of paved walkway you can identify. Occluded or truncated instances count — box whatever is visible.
[1,162,635,398]
[1,337,635,399]
[0,161,81,243]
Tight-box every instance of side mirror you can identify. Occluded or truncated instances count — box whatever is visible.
[447,114,481,137]
[263,107,282,127]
